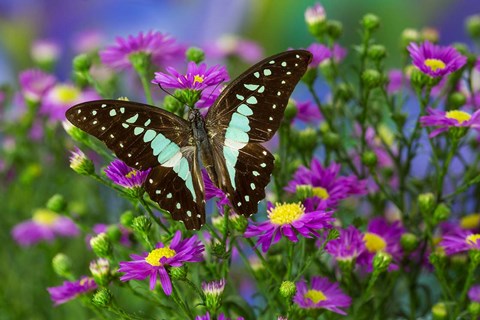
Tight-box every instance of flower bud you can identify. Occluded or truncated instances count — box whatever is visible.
[106,224,122,243]
[211,241,229,259]
[63,121,89,144]
[447,92,466,109]
[212,215,226,234]
[452,42,469,56]
[460,213,480,230]
[466,15,480,39]
[202,279,226,311]
[469,249,480,265]
[73,54,92,72]
[90,233,113,258]
[46,194,67,213]
[132,216,152,234]
[361,151,378,168]
[432,302,447,320]
[335,83,354,102]
[89,258,111,287]
[401,29,420,49]
[305,3,327,38]
[170,265,188,280]
[418,192,435,215]
[52,253,72,278]
[468,302,480,317]
[410,68,429,89]
[92,288,112,307]
[326,228,340,241]
[361,14,380,32]
[421,27,439,43]
[433,203,451,224]
[120,211,135,228]
[326,20,343,40]
[186,47,205,64]
[322,132,340,149]
[69,147,94,176]
[295,185,313,200]
[362,69,384,89]
[284,100,298,122]
[367,44,387,61]
[297,128,318,152]
[129,51,150,75]
[31,40,61,69]
[279,281,296,300]
[229,212,248,233]
[373,251,392,273]
[400,233,419,252]
[429,251,447,270]
[163,93,183,114]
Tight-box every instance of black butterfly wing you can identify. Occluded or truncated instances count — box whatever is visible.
[66,100,205,230]
[204,50,312,217]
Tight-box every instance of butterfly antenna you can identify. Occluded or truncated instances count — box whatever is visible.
[156,83,188,107]
[201,79,226,107]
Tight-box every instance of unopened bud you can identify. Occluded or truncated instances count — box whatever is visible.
[46,194,67,213]
[466,15,480,39]
[90,233,113,258]
[186,47,205,64]
[92,288,112,307]
[361,14,380,32]
[362,69,384,88]
[52,253,72,278]
[400,233,419,252]
[361,151,378,168]
[418,192,435,215]
[432,302,447,320]
[279,281,296,299]
[170,265,188,280]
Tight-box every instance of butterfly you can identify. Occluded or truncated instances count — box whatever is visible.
[66,50,312,230]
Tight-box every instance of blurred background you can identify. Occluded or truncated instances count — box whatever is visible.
[0,0,478,319]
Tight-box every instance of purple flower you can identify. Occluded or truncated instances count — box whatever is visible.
[468,285,480,302]
[293,276,351,315]
[19,69,56,103]
[31,39,61,64]
[331,44,347,63]
[47,277,97,306]
[41,83,100,121]
[118,230,204,295]
[244,201,334,253]
[196,313,244,320]
[407,41,467,77]
[204,35,263,63]
[326,226,366,262]
[420,107,480,137]
[439,229,480,255]
[100,31,184,70]
[73,30,104,54]
[11,209,79,246]
[387,69,408,94]
[153,62,229,91]
[294,100,322,124]
[104,159,151,189]
[285,159,367,209]
[357,217,405,271]
[307,43,331,68]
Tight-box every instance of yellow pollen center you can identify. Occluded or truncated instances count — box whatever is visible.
[53,85,80,103]
[363,232,387,253]
[445,110,471,124]
[466,234,480,246]
[312,187,330,200]
[268,202,305,225]
[125,169,138,179]
[145,247,176,266]
[32,209,59,225]
[461,214,480,230]
[193,75,205,84]
[424,58,446,72]
[304,289,327,304]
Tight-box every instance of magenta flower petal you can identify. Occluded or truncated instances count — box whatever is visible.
[104,159,151,188]
[47,277,97,306]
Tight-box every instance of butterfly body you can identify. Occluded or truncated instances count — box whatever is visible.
[66,50,312,230]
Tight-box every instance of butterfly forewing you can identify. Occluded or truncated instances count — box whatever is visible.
[204,50,312,217]
[66,100,206,230]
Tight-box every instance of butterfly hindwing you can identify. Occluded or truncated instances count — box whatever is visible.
[66,100,192,171]
[144,146,205,230]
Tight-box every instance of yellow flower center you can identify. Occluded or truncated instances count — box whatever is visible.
[363,232,387,253]
[193,75,205,85]
[125,169,138,179]
[304,289,327,304]
[461,214,480,230]
[424,58,446,72]
[145,247,177,266]
[312,187,330,200]
[445,110,471,124]
[32,209,59,225]
[53,85,80,103]
[377,124,395,146]
[269,202,305,225]
[466,234,480,246]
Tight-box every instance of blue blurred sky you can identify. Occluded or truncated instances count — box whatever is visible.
[0,0,477,82]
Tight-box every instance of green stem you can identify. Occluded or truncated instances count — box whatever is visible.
[244,238,281,282]
[454,253,480,317]
[436,137,460,200]
[139,196,170,233]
